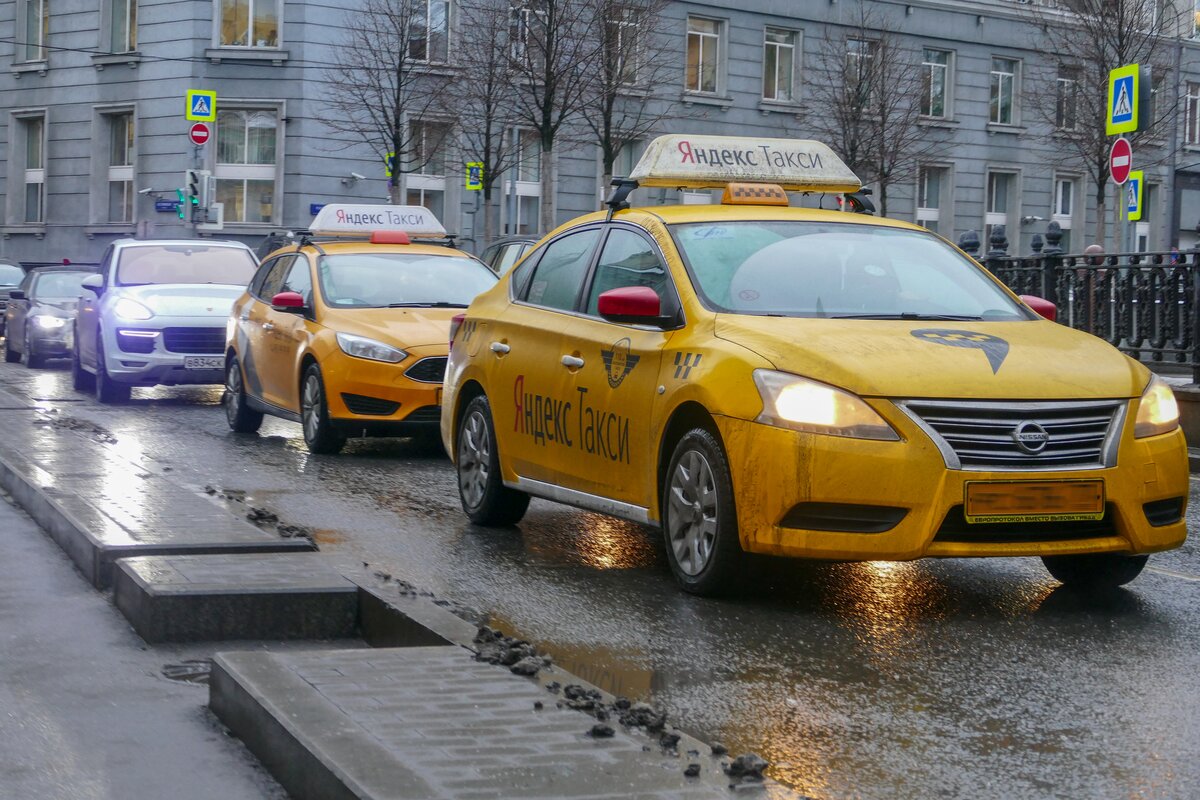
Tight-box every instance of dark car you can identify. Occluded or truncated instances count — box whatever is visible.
[478,236,536,276]
[4,266,93,367]
[0,263,24,336]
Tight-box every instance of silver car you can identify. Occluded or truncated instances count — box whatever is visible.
[72,239,258,403]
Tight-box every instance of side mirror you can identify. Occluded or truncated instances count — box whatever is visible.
[271,291,307,313]
[81,274,104,295]
[1020,294,1057,322]
[7,289,25,301]
[597,286,673,327]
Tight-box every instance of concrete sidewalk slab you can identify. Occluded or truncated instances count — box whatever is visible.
[115,553,360,643]
[210,647,737,800]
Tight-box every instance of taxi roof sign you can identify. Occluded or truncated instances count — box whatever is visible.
[627,135,861,193]
[309,204,446,237]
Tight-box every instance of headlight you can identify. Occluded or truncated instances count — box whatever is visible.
[335,332,407,363]
[32,315,67,329]
[1134,374,1179,438]
[753,369,899,441]
[112,298,154,320]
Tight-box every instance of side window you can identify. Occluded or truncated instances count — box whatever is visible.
[585,229,671,315]
[280,257,312,304]
[495,244,525,276]
[99,245,115,284]
[249,258,277,298]
[258,256,294,301]
[523,229,601,311]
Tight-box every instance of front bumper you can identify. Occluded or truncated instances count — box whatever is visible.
[28,325,73,358]
[101,315,226,386]
[716,406,1189,561]
[319,345,445,436]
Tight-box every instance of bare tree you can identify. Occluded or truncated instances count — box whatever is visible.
[579,0,677,193]
[508,0,603,233]
[1029,0,1185,248]
[806,6,937,216]
[322,0,454,204]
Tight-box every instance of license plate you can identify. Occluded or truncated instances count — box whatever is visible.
[183,356,224,370]
[964,480,1105,524]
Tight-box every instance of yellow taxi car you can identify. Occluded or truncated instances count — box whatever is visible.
[442,134,1188,596]
[225,205,497,454]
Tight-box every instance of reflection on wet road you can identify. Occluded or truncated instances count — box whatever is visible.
[4,361,1198,799]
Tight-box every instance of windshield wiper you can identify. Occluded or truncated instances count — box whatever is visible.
[386,302,469,308]
[831,312,983,321]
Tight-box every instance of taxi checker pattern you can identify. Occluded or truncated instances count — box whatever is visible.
[443,134,1187,597]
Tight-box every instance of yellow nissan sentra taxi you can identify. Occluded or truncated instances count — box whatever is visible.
[441,135,1187,595]
[225,205,496,454]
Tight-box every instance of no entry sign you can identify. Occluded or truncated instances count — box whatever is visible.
[1110,137,1132,185]
[188,122,211,146]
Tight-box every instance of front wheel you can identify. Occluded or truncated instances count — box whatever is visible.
[456,395,529,525]
[4,335,19,363]
[661,428,742,596]
[71,330,95,392]
[1042,553,1149,590]
[95,337,131,403]
[224,354,264,433]
[24,327,44,369]
[300,364,345,454]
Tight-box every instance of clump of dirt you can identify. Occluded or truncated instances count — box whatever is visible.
[34,415,117,444]
[473,625,553,676]
[723,753,769,787]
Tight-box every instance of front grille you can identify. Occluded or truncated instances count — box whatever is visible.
[934,504,1117,543]
[341,393,401,416]
[116,331,156,354]
[405,405,441,423]
[162,327,225,354]
[899,399,1123,471]
[405,356,447,383]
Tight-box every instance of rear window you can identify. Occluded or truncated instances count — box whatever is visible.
[0,265,23,286]
[115,245,257,287]
[317,252,497,309]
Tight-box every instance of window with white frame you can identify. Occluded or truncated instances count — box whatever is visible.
[685,17,721,94]
[108,113,134,223]
[111,0,137,52]
[406,120,451,221]
[985,171,1013,247]
[509,2,545,63]
[215,108,278,223]
[23,0,48,61]
[409,0,450,63]
[609,7,640,85]
[23,116,46,224]
[921,49,949,118]
[1052,177,1075,252]
[218,0,279,47]
[1187,83,1200,145]
[845,38,879,106]
[989,57,1017,125]
[507,130,541,235]
[762,27,798,103]
[1136,184,1155,251]
[1056,69,1078,130]
[916,166,945,233]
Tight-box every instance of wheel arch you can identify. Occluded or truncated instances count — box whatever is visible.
[451,379,486,457]
[656,401,723,513]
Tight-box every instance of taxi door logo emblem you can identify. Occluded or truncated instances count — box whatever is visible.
[910,329,1010,374]
[601,338,639,388]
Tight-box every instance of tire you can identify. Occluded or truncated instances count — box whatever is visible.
[24,327,44,369]
[94,336,131,404]
[661,427,742,596]
[456,395,529,525]
[224,354,264,434]
[300,363,345,454]
[1042,553,1149,590]
[71,330,95,392]
[4,335,19,363]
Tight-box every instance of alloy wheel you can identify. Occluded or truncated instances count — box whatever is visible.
[667,449,719,576]
[458,409,490,509]
[302,375,321,442]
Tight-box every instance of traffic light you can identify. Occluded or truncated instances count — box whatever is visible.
[185,169,200,201]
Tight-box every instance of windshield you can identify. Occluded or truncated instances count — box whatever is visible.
[115,245,257,287]
[33,271,89,299]
[317,253,498,308]
[0,265,23,286]
[672,221,1029,321]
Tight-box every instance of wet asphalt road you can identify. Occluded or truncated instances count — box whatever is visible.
[3,360,1199,799]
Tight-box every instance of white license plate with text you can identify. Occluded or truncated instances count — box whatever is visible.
[183,356,224,370]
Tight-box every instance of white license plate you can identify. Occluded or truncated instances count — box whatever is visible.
[183,356,224,370]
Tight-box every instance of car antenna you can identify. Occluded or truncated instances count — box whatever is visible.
[605,178,639,222]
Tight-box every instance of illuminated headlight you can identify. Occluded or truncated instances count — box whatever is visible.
[335,332,407,363]
[112,298,154,320]
[753,369,899,441]
[32,315,67,329]
[1134,374,1179,438]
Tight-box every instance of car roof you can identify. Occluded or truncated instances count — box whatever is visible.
[265,241,480,262]
[555,204,929,233]
[112,238,253,249]
[28,265,94,272]
[484,235,538,248]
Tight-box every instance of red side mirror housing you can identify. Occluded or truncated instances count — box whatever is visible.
[597,286,664,325]
[1020,294,1057,322]
[271,291,306,312]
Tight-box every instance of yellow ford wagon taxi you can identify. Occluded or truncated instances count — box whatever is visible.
[225,205,496,453]
[442,135,1187,595]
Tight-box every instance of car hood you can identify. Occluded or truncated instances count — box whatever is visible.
[115,284,245,317]
[327,306,458,349]
[714,315,1149,400]
[31,298,78,316]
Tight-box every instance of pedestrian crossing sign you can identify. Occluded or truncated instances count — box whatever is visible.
[1127,170,1144,221]
[1106,65,1139,135]
[186,90,217,122]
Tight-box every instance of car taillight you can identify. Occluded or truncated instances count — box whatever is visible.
[449,313,467,348]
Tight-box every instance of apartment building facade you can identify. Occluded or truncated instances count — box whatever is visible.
[3,0,1200,264]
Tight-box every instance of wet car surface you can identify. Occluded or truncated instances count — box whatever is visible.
[4,361,1197,799]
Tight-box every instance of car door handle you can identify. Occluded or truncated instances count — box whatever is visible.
[490,341,510,354]
[561,355,585,369]
[262,322,275,331]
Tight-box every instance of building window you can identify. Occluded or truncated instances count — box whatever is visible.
[507,129,541,235]
[108,114,134,223]
[509,3,545,63]
[990,57,1017,125]
[985,171,1013,247]
[112,0,137,52]
[1056,69,1078,130]
[916,166,945,233]
[609,7,640,84]
[23,117,46,224]
[685,17,721,94]
[762,27,798,103]
[1187,83,1200,145]
[409,0,450,63]
[23,0,49,61]
[407,120,450,221]
[215,108,278,223]
[218,0,279,47]
[1052,177,1075,252]
[921,49,949,118]
[517,129,540,182]
[845,38,879,106]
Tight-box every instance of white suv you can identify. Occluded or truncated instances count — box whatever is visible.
[73,239,258,402]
